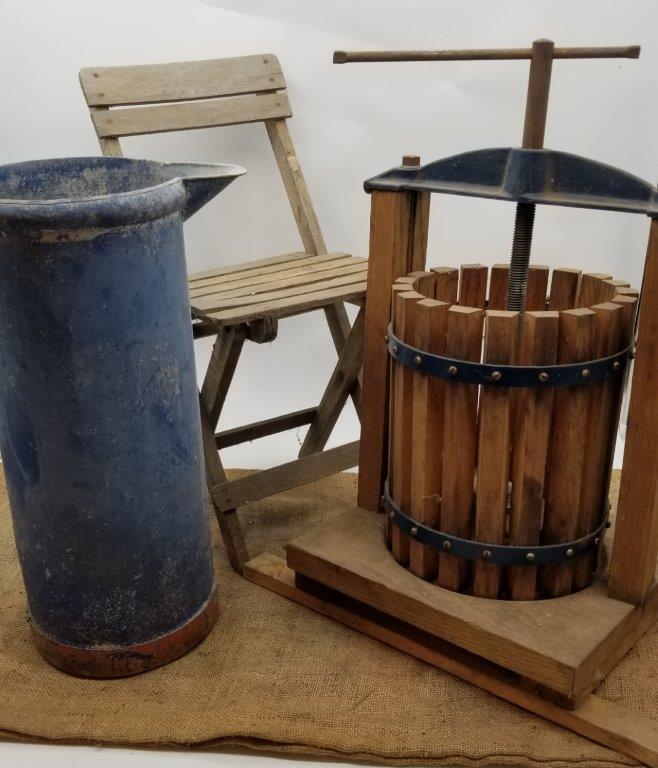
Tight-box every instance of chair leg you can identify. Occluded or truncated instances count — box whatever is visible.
[199,325,249,573]
[299,304,365,458]
[324,302,362,416]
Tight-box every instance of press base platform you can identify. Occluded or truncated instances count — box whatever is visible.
[243,508,658,766]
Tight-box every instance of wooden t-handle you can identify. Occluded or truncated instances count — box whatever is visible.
[333,45,640,64]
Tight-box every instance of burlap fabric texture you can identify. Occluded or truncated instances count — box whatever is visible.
[1,468,656,767]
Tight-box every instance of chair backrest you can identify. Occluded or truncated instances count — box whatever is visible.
[79,54,326,255]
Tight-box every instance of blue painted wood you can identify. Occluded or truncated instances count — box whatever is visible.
[0,157,244,651]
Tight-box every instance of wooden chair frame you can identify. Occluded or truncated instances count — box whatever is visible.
[79,54,363,573]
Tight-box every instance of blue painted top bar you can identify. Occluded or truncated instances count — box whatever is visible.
[364,148,658,216]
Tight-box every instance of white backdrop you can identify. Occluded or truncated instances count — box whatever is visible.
[2,0,656,472]
[0,2,657,766]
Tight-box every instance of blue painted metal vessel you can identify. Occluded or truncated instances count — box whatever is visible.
[0,157,245,676]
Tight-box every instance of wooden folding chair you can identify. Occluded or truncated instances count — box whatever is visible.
[79,54,364,573]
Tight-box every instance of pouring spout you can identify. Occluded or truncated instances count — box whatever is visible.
[164,162,246,221]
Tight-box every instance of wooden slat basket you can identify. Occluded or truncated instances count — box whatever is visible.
[386,263,638,600]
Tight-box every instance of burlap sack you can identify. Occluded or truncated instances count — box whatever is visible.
[0,468,655,766]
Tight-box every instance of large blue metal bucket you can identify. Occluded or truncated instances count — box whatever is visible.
[0,157,244,676]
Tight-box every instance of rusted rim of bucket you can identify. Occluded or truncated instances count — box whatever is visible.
[30,588,219,678]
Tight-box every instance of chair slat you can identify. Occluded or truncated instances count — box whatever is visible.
[192,270,368,313]
[189,253,356,294]
[188,251,307,282]
[190,259,366,301]
[80,54,285,107]
[91,92,292,138]
[205,281,368,324]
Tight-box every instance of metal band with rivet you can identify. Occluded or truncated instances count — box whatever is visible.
[387,324,632,388]
[382,482,608,566]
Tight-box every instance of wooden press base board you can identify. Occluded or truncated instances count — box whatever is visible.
[243,506,658,767]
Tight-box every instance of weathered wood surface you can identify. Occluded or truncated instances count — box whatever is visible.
[541,308,594,597]
[199,325,249,573]
[211,440,359,512]
[80,54,286,106]
[358,186,427,511]
[92,92,293,137]
[198,280,367,324]
[487,264,509,309]
[390,292,423,563]
[548,267,581,310]
[432,266,459,303]
[245,549,658,767]
[610,218,658,604]
[437,306,483,591]
[299,305,365,457]
[189,253,356,297]
[573,302,622,590]
[265,118,326,255]
[409,299,449,578]
[459,263,487,307]
[284,506,649,702]
[333,45,641,63]
[508,311,559,600]
[526,264,549,310]
[578,273,612,308]
[473,311,517,598]
[214,407,317,449]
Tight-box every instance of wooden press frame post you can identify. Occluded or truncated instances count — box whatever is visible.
[357,156,430,511]
[609,216,658,604]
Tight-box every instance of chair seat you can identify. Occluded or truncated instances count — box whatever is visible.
[188,250,367,326]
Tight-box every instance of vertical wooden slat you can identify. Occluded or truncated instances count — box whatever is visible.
[472,311,517,598]
[573,302,622,590]
[508,311,559,600]
[385,282,413,548]
[526,265,550,310]
[604,294,639,517]
[386,272,425,547]
[459,264,488,308]
[358,190,414,511]
[409,299,449,578]
[488,264,509,310]
[611,295,639,339]
[408,270,436,298]
[432,266,459,303]
[548,268,581,310]
[578,273,612,308]
[615,286,640,299]
[541,308,594,597]
[603,278,630,296]
[610,218,658,605]
[390,291,422,564]
[437,306,484,591]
